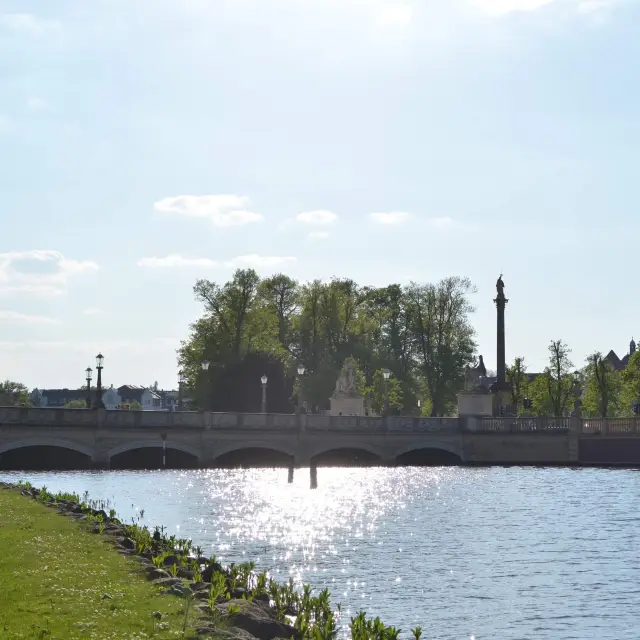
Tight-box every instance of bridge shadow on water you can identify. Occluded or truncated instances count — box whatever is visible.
[110,448,200,470]
[395,448,462,466]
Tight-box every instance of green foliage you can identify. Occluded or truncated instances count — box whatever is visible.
[64,399,88,408]
[529,340,576,416]
[0,380,32,406]
[180,271,477,415]
[621,351,640,415]
[506,357,529,414]
[582,352,622,417]
[364,370,404,415]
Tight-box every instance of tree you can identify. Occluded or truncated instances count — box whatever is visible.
[0,380,31,406]
[531,340,575,416]
[405,277,477,416]
[620,351,640,415]
[364,370,404,416]
[178,271,478,415]
[506,357,529,413]
[582,352,622,417]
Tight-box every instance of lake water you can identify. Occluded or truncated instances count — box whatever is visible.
[2,466,639,640]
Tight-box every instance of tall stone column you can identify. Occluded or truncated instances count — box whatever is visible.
[495,275,507,387]
[491,275,511,415]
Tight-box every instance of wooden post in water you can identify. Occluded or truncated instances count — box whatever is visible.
[161,433,167,468]
[310,463,318,490]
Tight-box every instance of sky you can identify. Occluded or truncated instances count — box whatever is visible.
[1,0,639,391]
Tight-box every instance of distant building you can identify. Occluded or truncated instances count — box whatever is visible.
[604,338,636,371]
[31,384,165,410]
[30,388,87,408]
[117,385,162,410]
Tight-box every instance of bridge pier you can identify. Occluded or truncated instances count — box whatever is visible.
[92,452,110,470]
[287,464,294,483]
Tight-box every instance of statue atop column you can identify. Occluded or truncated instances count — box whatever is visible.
[496,274,505,297]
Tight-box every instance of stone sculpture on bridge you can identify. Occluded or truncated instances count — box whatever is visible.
[334,357,358,396]
[464,355,487,391]
[330,357,364,416]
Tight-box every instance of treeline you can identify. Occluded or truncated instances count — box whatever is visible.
[507,341,640,417]
[178,269,478,415]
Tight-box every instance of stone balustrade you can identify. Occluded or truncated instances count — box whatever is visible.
[0,407,460,432]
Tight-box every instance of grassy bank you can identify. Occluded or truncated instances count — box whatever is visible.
[0,485,197,639]
[2,482,423,640]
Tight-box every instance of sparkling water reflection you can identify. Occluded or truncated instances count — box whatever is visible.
[2,467,640,639]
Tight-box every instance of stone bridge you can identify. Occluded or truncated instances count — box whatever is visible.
[1,408,639,470]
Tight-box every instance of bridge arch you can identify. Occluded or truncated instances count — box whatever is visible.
[310,444,385,467]
[0,438,94,470]
[0,438,94,459]
[211,442,296,468]
[107,440,201,470]
[393,441,463,465]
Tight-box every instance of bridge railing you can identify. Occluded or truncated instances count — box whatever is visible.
[580,418,640,435]
[476,417,572,432]
[0,406,462,433]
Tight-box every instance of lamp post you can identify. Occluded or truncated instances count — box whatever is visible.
[382,369,391,417]
[261,374,268,414]
[94,353,105,409]
[296,365,305,414]
[417,398,421,416]
[85,367,92,408]
[200,360,210,411]
[178,371,185,411]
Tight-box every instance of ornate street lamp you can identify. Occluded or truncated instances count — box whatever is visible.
[178,370,185,411]
[382,369,391,417]
[261,374,268,414]
[201,360,210,371]
[94,353,105,409]
[296,365,305,414]
[85,367,93,408]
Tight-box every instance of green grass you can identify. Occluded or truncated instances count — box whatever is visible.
[0,486,199,640]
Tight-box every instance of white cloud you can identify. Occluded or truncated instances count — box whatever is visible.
[296,210,338,226]
[154,195,264,227]
[0,13,61,35]
[82,307,103,315]
[308,231,330,240]
[0,250,98,296]
[26,97,46,111]
[137,255,218,268]
[0,310,60,325]
[225,255,297,268]
[370,211,414,225]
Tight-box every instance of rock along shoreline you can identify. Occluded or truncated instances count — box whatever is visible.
[1,481,416,640]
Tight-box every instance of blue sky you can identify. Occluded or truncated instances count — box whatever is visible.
[1,0,639,390]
